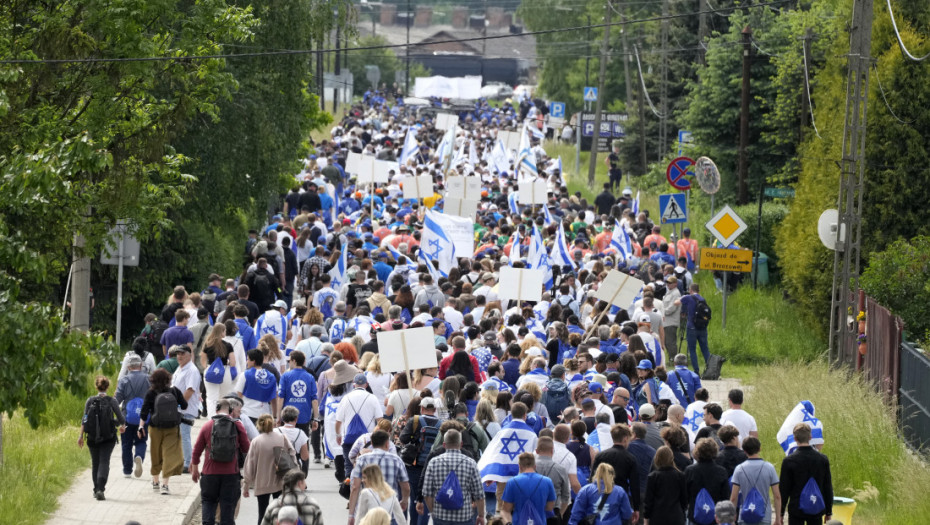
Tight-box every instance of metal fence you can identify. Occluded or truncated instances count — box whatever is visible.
[899,341,930,453]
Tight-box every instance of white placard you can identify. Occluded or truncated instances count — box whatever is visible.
[402,175,434,200]
[377,327,438,374]
[504,131,522,153]
[443,198,479,220]
[594,270,645,309]
[346,152,371,176]
[429,211,475,257]
[372,160,397,184]
[445,176,482,200]
[435,113,460,131]
[518,180,548,205]
[497,267,544,303]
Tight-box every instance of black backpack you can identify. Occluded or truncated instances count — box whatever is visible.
[147,320,169,360]
[674,268,689,294]
[150,390,182,427]
[693,299,712,330]
[402,415,442,466]
[251,271,276,302]
[84,396,117,445]
[209,415,239,462]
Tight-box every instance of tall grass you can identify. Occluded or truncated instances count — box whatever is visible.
[746,362,930,525]
[0,381,92,525]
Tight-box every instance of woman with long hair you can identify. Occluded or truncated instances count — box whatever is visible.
[494,391,512,423]
[298,259,325,301]
[459,381,481,420]
[546,321,572,369]
[448,351,475,383]
[567,420,597,491]
[354,464,407,525]
[436,375,461,421]
[334,341,359,365]
[223,319,246,369]
[243,414,297,524]
[643,446,688,525]
[393,285,415,313]
[365,354,391,404]
[632,359,659,406]
[568,462,634,525]
[138,368,187,495]
[384,373,413,420]
[474,399,501,438]
[390,396,421,448]
[259,469,324,525]
[258,334,286,375]
[200,323,237,417]
[412,365,441,394]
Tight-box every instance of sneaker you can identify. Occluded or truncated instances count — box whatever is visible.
[324,460,332,469]
[313,457,322,464]
[94,491,105,501]
[182,466,190,474]
[152,480,160,491]
[123,473,132,479]
[134,456,143,478]
[161,484,170,495]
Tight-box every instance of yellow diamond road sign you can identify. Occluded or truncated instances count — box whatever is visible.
[706,205,748,247]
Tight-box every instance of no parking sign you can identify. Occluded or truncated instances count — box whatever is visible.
[666,156,694,191]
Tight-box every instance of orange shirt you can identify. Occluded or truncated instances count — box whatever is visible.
[677,238,698,261]
[642,234,668,251]
[595,230,613,253]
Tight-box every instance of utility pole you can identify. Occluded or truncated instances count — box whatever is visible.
[619,4,634,178]
[586,15,592,87]
[586,0,613,185]
[70,234,90,331]
[699,0,708,65]
[828,0,874,365]
[658,0,669,158]
[405,0,411,95]
[737,26,752,205]
[636,41,647,174]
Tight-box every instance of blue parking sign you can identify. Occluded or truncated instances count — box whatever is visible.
[549,102,566,118]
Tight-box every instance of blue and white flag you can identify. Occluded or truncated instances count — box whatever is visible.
[610,220,633,260]
[490,138,511,175]
[255,309,288,350]
[777,401,825,454]
[387,244,418,273]
[328,242,349,290]
[543,202,555,226]
[632,190,640,217]
[516,126,538,179]
[399,129,419,166]
[509,230,521,266]
[526,225,553,289]
[508,190,520,215]
[420,209,456,276]
[322,393,343,459]
[469,139,480,167]
[477,419,539,482]
[550,221,575,270]
[684,401,707,449]
[588,423,613,453]
[437,125,456,170]
[525,121,546,140]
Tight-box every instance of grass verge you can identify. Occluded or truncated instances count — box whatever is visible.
[746,362,930,525]
[0,383,91,525]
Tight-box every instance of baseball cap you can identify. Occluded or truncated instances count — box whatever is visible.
[421,396,437,408]
[622,188,633,197]
[353,373,369,386]
[639,403,656,418]
[273,300,288,309]
[638,313,652,324]
[636,359,654,370]
[588,382,604,394]
[483,331,497,343]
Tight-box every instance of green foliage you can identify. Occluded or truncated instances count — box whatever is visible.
[746,362,930,525]
[860,236,930,343]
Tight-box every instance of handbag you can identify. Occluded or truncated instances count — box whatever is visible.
[580,491,610,525]
[273,434,298,476]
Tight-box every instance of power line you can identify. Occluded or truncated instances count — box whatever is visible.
[801,39,822,139]
[885,0,930,62]
[633,44,667,119]
[872,63,916,125]
[0,0,790,65]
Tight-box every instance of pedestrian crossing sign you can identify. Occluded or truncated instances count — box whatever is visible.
[659,193,687,224]
[583,87,598,102]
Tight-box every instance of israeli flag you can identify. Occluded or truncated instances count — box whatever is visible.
[255,309,288,350]
[632,190,640,217]
[387,244,418,273]
[399,129,419,166]
[525,121,546,140]
[516,127,538,179]
[526,225,553,289]
[543,202,555,226]
[683,401,707,450]
[588,423,613,453]
[437,125,456,167]
[777,401,825,455]
[453,141,468,166]
[509,230,521,266]
[610,220,633,260]
[469,139,480,167]
[490,138,511,175]
[477,419,539,482]
[328,242,348,290]
[508,190,520,215]
[322,392,344,459]
[420,210,456,276]
[550,221,576,270]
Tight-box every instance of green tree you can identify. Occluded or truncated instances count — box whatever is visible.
[0,0,255,428]
[347,35,430,96]
[860,236,930,343]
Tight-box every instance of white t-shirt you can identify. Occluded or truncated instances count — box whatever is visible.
[442,307,464,331]
[171,362,202,418]
[720,408,758,445]
[276,425,309,455]
[386,388,413,417]
[335,390,384,438]
[553,441,578,482]
[366,371,392,404]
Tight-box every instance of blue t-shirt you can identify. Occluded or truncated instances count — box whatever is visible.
[679,294,705,330]
[160,325,194,349]
[502,472,556,524]
[278,368,318,424]
[502,358,521,390]
[234,318,257,351]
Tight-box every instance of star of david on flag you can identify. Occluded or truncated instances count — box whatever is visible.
[526,225,553,288]
[477,420,538,482]
[609,220,633,261]
[776,400,825,454]
[419,210,456,276]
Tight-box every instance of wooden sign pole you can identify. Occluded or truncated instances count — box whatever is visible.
[582,275,629,340]
[370,182,376,219]
[400,331,415,399]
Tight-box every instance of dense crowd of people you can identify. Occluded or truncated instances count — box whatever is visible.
[80,95,834,525]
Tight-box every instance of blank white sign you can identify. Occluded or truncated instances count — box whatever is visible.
[377,327,438,373]
[402,175,434,200]
[498,267,545,303]
[594,270,645,309]
[518,180,548,205]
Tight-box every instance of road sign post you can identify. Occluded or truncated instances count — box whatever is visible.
[703,206,748,330]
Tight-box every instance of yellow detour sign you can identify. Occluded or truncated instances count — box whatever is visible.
[700,247,753,272]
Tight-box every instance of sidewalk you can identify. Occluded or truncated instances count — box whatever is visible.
[46,419,205,525]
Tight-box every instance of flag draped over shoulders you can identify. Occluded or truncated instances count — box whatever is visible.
[477,419,539,482]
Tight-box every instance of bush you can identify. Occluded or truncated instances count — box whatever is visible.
[860,236,930,343]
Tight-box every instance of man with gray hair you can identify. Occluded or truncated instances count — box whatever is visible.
[666,353,702,406]
[115,353,151,478]
[714,499,737,524]
[421,429,486,525]
[534,436,572,521]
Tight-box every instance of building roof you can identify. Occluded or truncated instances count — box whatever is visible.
[359,24,537,66]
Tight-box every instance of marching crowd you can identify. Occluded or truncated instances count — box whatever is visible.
[80,94,834,525]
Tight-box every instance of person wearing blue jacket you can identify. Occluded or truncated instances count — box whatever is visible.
[666,353,703,406]
[568,462,634,525]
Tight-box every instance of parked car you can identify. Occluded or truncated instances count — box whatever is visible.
[480,83,514,100]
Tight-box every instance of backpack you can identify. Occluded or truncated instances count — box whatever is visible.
[401,415,441,466]
[125,397,145,426]
[372,305,383,317]
[435,470,464,509]
[150,390,182,427]
[541,381,571,425]
[148,320,169,359]
[674,268,688,294]
[799,477,826,515]
[693,299,712,330]
[320,294,336,319]
[514,477,547,525]
[210,415,239,463]
[252,271,275,303]
[205,357,227,385]
[461,422,482,461]
[693,487,716,525]
[84,396,117,445]
[400,308,413,324]
[343,398,372,446]
[741,485,767,523]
